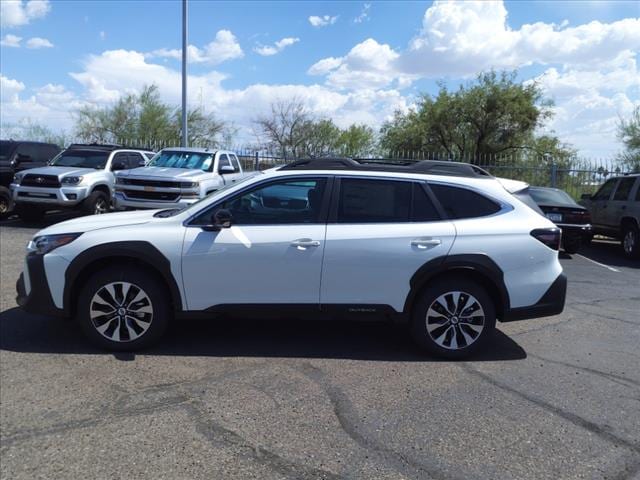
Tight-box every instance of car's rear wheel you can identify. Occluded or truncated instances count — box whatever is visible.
[14,204,45,222]
[77,266,170,351]
[411,277,496,359]
[621,223,640,259]
[563,236,581,254]
[82,191,109,216]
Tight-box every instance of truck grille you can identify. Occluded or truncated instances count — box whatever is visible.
[21,174,61,188]
[124,190,180,201]
[119,178,182,188]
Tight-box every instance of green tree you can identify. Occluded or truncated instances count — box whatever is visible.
[74,85,226,148]
[0,120,69,146]
[617,106,640,172]
[380,70,556,160]
[338,124,376,157]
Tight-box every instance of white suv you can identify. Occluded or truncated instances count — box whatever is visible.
[16,158,566,358]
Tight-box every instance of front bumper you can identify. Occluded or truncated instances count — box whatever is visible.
[113,191,198,210]
[502,273,567,322]
[11,183,89,206]
[16,254,66,317]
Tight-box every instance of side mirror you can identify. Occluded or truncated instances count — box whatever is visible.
[203,208,233,231]
[112,161,127,171]
[580,193,592,200]
[219,165,235,174]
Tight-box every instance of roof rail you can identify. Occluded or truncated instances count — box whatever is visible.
[279,157,492,178]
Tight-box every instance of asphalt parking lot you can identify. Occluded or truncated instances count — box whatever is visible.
[1,213,639,480]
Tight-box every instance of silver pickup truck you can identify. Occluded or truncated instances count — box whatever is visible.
[113,148,245,210]
[10,144,153,221]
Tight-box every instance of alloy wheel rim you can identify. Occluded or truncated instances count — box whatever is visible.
[0,199,8,214]
[95,199,108,214]
[623,231,635,254]
[425,291,485,350]
[90,282,153,342]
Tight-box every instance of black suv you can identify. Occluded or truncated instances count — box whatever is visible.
[0,140,61,217]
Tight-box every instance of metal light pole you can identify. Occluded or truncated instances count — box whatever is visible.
[181,0,188,147]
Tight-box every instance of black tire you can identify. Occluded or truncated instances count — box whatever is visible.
[82,190,109,216]
[563,237,581,254]
[76,266,170,351]
[621,223,640,260]
[410,277,496,359]
[15,204,45,222]
[0,188,11,219]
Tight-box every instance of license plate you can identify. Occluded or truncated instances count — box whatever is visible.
[144,186,155,192]
[546,213,562,222]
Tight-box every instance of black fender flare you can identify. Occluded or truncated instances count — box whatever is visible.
[64,241,183,315]
[403,254,510,319]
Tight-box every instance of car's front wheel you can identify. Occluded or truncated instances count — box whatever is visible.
[411,277,496,359]
[0,187,11,219]
[82,191,109,216]
[77,266,170,351]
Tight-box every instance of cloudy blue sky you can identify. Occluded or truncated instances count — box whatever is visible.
[1,0,639,156]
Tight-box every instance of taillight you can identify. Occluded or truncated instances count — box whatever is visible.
[531,228,562,250]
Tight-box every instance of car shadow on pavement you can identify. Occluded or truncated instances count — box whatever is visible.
[577,239,639,269]
[0,307,526,362]
[0,211,85,229]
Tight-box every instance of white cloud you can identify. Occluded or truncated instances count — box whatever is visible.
[354,3,371,24]
[26,36,53,49]
[0,0,50,28]
[308,15,338,27]
[1,34,22,47]
[308,38,414,90]
[254,37,299,56]
[147,29,243,65]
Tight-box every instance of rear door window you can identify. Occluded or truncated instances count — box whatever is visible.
[337,178,411,223]
[613,177,635,201]
[429,184,501,219]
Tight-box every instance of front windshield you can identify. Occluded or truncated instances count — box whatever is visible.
[148,151,214,171]
[529,188,576,205]
[154,172,263,218]
[50,150,109,169]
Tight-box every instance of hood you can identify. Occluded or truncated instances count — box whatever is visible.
[118,166,210,180]
[19,166,100,178]
[35,209,159,236]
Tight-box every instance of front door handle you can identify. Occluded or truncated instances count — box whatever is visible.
[411,238,441,249]
[291,238,321,249]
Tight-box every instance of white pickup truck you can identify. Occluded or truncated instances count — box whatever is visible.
[113,148,245,210]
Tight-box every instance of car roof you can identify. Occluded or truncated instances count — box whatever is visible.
[279,157,492,178]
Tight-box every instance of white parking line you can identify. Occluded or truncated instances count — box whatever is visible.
[576,254,621,273]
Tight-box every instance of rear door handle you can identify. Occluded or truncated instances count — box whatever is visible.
[411,238,441,249]
[291,238,321,249]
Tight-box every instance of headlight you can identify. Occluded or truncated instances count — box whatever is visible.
[61,176,83,185]
[180,181,199,188]
[27,233,82,255]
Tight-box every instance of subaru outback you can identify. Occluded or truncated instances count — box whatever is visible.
[16,158,566,359]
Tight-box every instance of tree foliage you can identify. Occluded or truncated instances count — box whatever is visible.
[0,120,69,146]
[379,70,570,161]
[254,98,376,158]
[617,106,640,172]
[74,85,227,148]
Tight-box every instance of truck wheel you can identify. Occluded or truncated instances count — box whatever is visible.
[76,266,170,351]
[411,277,496,359]
[15,204,45,222]
[621,223,640,260]
[82,191,109,215]
[0,188,11,219]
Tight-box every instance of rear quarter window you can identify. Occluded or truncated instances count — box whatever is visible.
[429,184,501,219]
